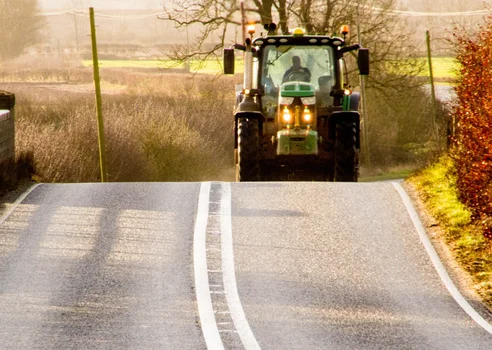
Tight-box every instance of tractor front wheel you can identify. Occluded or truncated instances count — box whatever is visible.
[237,118,260,181]
[334,122,358,182]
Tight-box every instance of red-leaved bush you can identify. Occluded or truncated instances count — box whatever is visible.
[454,18,492,239]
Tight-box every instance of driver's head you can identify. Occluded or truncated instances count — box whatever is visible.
[292,56,301,68]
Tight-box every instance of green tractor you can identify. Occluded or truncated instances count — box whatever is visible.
[224,24,369,182]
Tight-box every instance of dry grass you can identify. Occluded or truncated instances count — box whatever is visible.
[4,68,235,183]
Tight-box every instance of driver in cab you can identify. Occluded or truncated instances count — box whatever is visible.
[282,55,311,83]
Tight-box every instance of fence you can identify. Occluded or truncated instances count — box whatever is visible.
[0,91,16,188]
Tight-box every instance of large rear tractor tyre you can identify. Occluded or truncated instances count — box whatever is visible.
[237,118,260,181]
[334,122,359,182]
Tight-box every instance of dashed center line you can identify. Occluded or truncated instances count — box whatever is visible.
[193,182,261,350]
[193,182,223,350]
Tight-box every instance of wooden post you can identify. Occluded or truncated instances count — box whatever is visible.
[73,11,80,54]
[89,7,108,182]
[426,30,440,150]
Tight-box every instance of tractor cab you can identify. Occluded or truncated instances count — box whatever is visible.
[257,41,337,110]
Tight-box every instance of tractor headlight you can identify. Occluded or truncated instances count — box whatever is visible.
[282,107,292,123]
[303,107,312,123]
[279,96,294,105]
[301,96,316,105]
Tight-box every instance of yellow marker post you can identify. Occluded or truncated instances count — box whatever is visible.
[89,7,108,182]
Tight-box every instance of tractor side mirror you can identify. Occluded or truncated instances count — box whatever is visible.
[223,48,235,75]
[358,48,369,75]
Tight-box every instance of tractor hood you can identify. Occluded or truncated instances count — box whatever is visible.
[280,82,315,97]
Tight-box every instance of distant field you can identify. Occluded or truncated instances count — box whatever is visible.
[84,57,457,79]
[82,59,168,69]
[82,59,244,74]
[421,57,458,80]
[386,57,458,81]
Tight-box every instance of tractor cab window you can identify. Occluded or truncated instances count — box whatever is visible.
[261,45,336,94]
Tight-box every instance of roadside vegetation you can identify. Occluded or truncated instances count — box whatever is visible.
[3,68,234,183]
[453,19,492,241]
[408,157,492,305]
[407,17,492,307]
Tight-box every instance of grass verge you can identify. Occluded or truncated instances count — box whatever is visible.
[407,156,492,307]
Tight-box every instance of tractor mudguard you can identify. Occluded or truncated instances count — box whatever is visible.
[328,111,360,149]
[342,92,360,111]
[349,92,360,111]
[234,111,266,148]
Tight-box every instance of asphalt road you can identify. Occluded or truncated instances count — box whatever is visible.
[0,182,491,349]
[0,183,204,350]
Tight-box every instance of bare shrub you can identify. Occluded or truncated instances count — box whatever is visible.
[13,71,234,182]
[364,82,448,171]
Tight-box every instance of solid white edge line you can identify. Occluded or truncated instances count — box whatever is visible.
[392,181,492,335]
[220,182,262,350]
[194,182,225,350]
[0,183,40,226]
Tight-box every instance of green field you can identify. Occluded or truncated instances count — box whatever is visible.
[83,57,457,79]
[83,59,170,69]
[386,57,458,81]
[82,59,242,74]
[421,57,458,80]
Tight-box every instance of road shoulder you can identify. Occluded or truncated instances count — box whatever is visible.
[402,180,492,321]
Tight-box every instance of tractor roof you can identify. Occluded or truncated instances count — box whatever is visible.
[252,34,346,48]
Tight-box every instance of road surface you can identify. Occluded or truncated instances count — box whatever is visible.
[0,182,491,349]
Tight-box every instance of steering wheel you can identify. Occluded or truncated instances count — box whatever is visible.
[287,69,310,82]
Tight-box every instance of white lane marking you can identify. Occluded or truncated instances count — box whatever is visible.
[0,183,40,226]
[220,182,262,350]
[392,182,492,335]
[194,182,225,350]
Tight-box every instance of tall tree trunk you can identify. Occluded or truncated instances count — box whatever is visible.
[276,0,289,34]
[253,0,274,25]
[300,0,314,33]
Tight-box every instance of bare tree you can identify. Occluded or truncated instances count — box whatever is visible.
[0,0,46,60]
[163,0,238,62]
[163,0,295,61]
[163,0,423,83]
[285,0,424,92]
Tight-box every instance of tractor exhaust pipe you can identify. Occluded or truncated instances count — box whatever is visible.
[236,38,260,113]
[243,38,253,93]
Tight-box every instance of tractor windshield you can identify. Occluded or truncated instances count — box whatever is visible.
[261,45,336,93]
